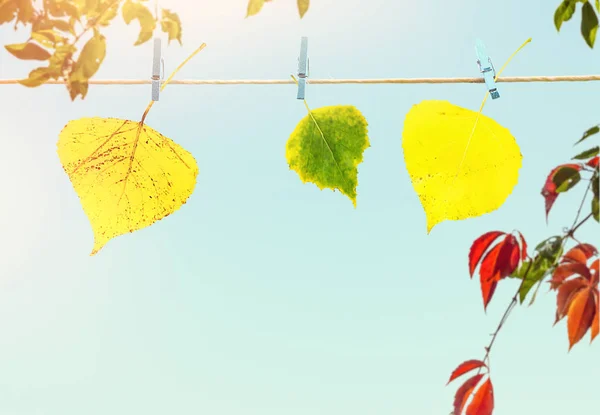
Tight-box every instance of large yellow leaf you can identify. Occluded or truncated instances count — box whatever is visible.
[402,100,522,232]
[57,118,198,255]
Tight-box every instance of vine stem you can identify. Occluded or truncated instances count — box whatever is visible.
[459,179,596,415]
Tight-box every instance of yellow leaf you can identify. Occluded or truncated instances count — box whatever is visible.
[57,117,198,255]
[122,0,156,45]
[68,31,106,99]
[0,0,18,24]
[246,0,265,17]
[18,67,52,87]
[160,8,182,45]
[5,41,51,60]
[402,100,522,232]
[297,0,309,17]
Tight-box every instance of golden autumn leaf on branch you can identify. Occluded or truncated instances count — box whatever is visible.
[1,0,183,100]
[57,43,206,255]
[246,0,310,18]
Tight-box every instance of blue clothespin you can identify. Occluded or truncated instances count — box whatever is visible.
[475,39,499,99]
[297,37,309,100]
[151,38,164,101]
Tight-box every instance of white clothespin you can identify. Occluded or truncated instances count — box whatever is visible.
[297,37,309,100]
[151,38,164,101]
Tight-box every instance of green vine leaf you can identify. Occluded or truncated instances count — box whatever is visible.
[581,1,599,47]
[554,0,577,31]
[286,105,370,207]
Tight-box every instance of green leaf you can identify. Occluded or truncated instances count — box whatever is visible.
[596,0,600,12]
[18,67,52,87]
[122,0,156,46]
[535,235,564,260]
[160,8,182,45]
[511,236,564,304]
[5,42,51,60]
[68,31,106,100]
[554,0,576,31]
[553,166,581,192]
[573,146,599,160]
[575,124,599,144]
[297,0,309,17]
[581,1,599,47]
[246,0,266,17]
[286,105,370,206]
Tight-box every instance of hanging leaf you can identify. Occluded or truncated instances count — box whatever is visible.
[286,105,369,207]
[57,117,198,255]
[402,100,522,232]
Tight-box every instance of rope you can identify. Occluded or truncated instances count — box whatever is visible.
[0,75,599,85]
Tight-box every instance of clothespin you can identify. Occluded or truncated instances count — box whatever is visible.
[297,37,309,100]
[475,39,499,99]
[151,38,164,101]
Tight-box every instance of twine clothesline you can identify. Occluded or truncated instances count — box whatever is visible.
[0,75,599,85]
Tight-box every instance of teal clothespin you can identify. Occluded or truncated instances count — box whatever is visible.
[475,39,499,99]
[151,38,164,101]
[297,37,309,100]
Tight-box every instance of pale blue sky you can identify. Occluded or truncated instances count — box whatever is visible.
[0,0,598,414]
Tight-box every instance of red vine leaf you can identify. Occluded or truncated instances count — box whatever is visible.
[452,374,483,415]
[587,156,599,168]
[541,164,582,220]
[562,244,597,264]
[466,378,494,415]
[447,359,487,385]
[567,287,597,350]
[551,246,599,349]
[592,290,599,341]
[516,231,528,261]
[480,235,520,282]
[469,233,524,309]
[469,231,505,277]
[555,278,588,324]
[549,262,592,289]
